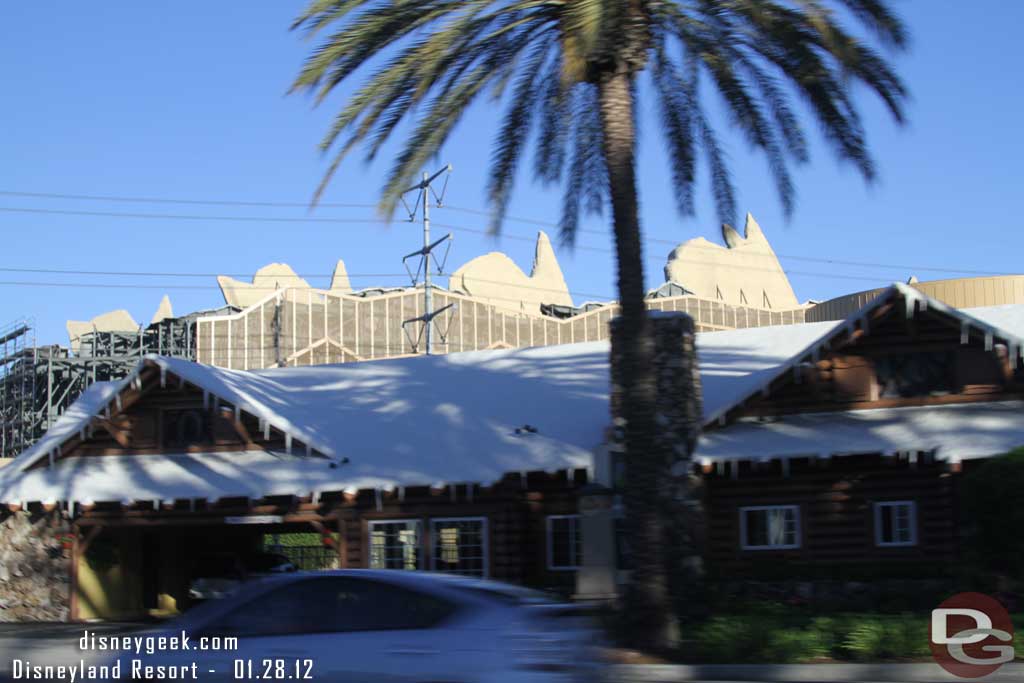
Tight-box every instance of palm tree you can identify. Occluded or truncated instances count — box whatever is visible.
[290,0,908,644]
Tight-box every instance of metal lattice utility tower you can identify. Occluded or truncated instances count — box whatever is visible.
[401,164,454,355]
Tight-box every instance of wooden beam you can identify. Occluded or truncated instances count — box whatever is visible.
[69,526,80,622]
[79,524,104,555]
[90,417,131,448]
[336,511,346,569]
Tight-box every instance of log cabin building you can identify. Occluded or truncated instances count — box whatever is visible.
[0,348,608,620]
[694,283,1024,579]
[1,282,1023,620]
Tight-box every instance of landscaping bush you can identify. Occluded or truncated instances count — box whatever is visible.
[963,448,1024,577]
[692,615,825,663]
[690,613,933,663]
[838,615,929,661]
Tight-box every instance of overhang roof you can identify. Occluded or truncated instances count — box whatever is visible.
[0,450,397,507]
[696,400,1024,465]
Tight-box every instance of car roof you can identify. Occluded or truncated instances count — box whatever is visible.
[173,569,564,632]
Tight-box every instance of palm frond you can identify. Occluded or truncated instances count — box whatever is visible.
[294,0,908,222]
[486,43,552,233]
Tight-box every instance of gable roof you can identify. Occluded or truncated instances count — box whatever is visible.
[6,284,1024,504]
[0,344,612,504]
[701,282,1024,427]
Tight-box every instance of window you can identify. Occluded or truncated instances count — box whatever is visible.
[547,515,582,570]
[740,505,801,550]
[875,351,955,398]
[368,520,422,570]
[431,517,488,577]
[161,408,210,448]
[207,577,456,637]
[874,501,917,547]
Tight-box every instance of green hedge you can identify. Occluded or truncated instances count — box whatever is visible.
[963,448,1024,576]
[688,611,1023,663]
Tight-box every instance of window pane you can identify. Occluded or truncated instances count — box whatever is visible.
[876,502,915,546]
[369,521,421,570]
[743,508,798,548]
[548,516,581,569]
[895,506,911,543]
[745,510,768,547]
[880,505,895,544]
[432,519,486,577]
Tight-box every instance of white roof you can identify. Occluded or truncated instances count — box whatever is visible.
[5,286,1024,504]
[0,319,827,503]
[963,303,1024,338]
[696,400,1024,464]
[0,450,408,507]
[0,344,610,504]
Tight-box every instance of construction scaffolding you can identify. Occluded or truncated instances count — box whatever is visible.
[0,305,236,459]
[0,320,36,460]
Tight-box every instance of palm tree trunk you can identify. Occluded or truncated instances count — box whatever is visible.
[598,66,672,648]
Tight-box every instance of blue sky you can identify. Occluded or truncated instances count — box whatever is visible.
[2,2,1023,346]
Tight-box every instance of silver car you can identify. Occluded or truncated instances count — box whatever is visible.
[113,570,602,682]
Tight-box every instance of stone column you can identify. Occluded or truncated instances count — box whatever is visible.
[578,311,702,601]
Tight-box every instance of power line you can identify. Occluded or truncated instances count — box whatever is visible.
[0,280,619,309]
[0,201,1011,279]
[0,279,616,301]
[0,206,389,225]
[0,267,408,279]
[0,190,377,210]
[440,205,1014,278]
[1,191,1006,277]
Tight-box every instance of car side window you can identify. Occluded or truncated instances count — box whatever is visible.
[206,577,456,637]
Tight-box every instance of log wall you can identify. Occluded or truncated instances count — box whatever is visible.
[704,455,961,579]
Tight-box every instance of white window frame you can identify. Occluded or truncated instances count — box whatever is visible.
[367,518,424,570]
[874,501,918,547]
[430,517,489,578]
[739,505,801,550]
[546,514,582,571]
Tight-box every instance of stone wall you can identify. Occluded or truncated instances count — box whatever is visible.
[0,511,71,621]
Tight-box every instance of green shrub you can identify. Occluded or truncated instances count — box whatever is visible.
[838,616,929,661]
[693,615,830,663]
[689,613,934,663]
[963,448,1024,575]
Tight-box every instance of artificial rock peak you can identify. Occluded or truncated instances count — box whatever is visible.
[664,213,800,310]
[447,231,573,314]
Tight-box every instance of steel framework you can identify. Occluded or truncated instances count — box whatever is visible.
[0,305,236,459]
